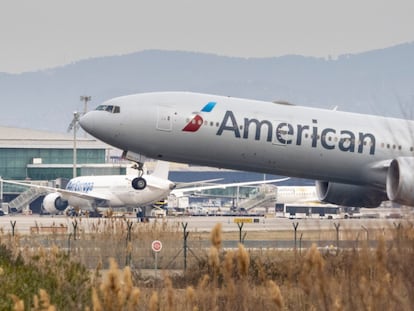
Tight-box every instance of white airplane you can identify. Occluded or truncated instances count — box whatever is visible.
[276,186,318,204]
[79,91,414,208]
[3,159,288,215]
[3,161,175,214]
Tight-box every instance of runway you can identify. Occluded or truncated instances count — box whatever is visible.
[0,214,406,235]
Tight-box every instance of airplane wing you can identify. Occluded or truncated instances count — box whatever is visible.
[171,177,289,197]
[1,179,110,202]
[174,178,224,189]
[58,189,110,202]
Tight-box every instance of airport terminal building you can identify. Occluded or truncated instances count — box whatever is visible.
[0,126,127,211]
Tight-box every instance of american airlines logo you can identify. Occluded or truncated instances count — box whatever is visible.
[182,101,216,132]
[183,104,376,155]
[216,111,377,155]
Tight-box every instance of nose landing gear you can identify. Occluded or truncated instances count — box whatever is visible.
[123,150,148,190]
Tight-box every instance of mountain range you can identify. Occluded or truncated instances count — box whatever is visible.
[1,42,413,133]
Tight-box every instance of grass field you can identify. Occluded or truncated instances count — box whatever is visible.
[0,218,413,310]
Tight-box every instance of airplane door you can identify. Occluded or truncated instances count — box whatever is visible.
[273,121,294,146]
[156,106,173,131]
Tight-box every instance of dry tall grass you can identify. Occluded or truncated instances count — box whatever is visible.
[2,219,414,310]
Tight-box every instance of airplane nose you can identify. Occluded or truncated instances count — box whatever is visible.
[79,109,123,148]
[79,112,94,134]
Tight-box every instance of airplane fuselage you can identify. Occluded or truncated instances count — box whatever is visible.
[81,93,413,185]
[63,174,173,209]
[80,92,414,207]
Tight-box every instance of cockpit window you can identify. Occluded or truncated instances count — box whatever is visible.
[95,105,120,113]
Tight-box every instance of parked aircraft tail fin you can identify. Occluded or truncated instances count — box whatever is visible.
[151,161,170,180]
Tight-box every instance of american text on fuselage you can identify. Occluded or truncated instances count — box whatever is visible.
[216,111,375,155]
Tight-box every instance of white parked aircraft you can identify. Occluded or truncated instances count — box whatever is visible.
[4,161,175,214]
[79,92,414,208]
[276,186,318,204]
[3,160,288,215]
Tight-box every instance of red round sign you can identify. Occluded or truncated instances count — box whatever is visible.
[151,240,162,252]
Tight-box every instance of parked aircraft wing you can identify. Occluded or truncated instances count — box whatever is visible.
[1,179,110,202]
[171,177,289,197]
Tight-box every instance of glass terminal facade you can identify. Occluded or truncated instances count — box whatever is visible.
[0,148,107,180]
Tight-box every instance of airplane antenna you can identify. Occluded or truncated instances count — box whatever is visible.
[273,100,295,106]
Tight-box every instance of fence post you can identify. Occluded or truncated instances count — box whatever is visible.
[125,220,133,266]
[72,219,78,241]
[10,220,16,236]
[292,222,299,255]
[182,222,189,271]
[361,225,369,241]
[67,233,72,257]
[334,222,340,254]
[237,222,246,244]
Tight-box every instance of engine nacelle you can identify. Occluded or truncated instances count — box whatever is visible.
[42,193,69,214]
[316,181,386,208]
[386,157,414,206]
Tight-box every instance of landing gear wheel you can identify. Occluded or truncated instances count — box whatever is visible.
[132,177,147,190]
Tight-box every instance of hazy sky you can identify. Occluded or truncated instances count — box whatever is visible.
[1,0,414,73]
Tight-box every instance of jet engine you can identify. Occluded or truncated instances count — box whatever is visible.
[316,181,387,208]
[386,157,414,206]
[42,193,69,214]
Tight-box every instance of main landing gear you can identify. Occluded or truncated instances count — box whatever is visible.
[130,161,147,190]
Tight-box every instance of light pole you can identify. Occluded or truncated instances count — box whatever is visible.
[80,96,91,115]
[68,112,81,178]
